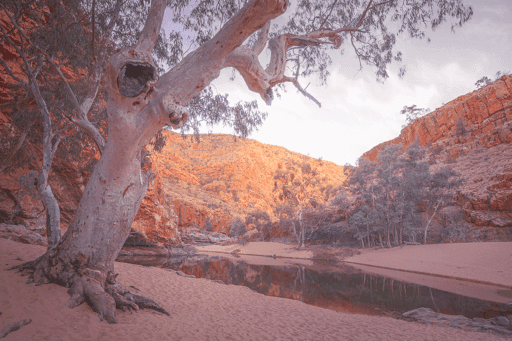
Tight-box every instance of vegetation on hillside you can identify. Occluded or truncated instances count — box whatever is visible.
[236,142,464,249]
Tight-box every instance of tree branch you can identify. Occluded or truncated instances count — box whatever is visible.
[156,0,290,105]
[288,77,321,108]
[318,0,339,30]
[135,0,166,54]
[0,55,26,86]
[252,21,270,55]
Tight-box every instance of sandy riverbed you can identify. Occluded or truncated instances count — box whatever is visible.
[1,239,510,340]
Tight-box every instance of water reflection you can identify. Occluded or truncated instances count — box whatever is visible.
[117,253,512,319]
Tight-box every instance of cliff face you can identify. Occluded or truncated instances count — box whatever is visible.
[132,132,347,244]
[362,75,512,229]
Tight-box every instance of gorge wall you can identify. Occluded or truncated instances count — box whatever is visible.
[362,74,512,230]
[2,75,511,246]
[132,132,347,244]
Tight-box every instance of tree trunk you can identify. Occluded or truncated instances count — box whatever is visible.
[27,64,62,250]
[299,208,305,249]
[424,200,442,245]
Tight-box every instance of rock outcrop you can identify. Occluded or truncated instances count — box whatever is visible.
[132,132,347,244]
[362,75,512,230]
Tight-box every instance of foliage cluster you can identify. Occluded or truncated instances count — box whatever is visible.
[241,142,462,249]
[342,141,462,248]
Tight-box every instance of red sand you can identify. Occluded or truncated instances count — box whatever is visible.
[0,239,509,340]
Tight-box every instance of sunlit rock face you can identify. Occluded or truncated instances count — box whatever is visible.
[132,132,347,244]
[362,75,512,230]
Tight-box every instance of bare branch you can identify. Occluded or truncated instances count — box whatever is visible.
[0,26,15,45]
[252,21,270,55]
[0,11,32,80]
[150,0,289,132]
[288,77,321,108]
[0,56,26,85]
[51,134,63,158]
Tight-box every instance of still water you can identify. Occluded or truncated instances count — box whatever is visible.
[117,252,512,320]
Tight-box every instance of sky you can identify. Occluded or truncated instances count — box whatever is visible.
[164,0,512,166]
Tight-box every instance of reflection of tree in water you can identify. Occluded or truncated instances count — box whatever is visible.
[160,257,510,319]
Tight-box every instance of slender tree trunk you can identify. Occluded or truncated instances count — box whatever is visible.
[298,207,305,249]
[28,67,62,250]
[424,200,442,245]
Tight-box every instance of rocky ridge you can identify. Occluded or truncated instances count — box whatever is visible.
[132,132,347,244]
[363,75,512,230]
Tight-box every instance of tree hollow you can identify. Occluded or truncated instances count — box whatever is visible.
[117,62,156,97]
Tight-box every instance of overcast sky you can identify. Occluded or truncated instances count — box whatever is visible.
[165,0,512,166]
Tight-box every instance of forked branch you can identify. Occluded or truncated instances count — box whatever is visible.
[222,0,393,106]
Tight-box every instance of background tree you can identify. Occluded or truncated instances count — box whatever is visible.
[345,141,461,247]
[273,158,330,248]
[400,104,430,129]
[475,70,510,89]
[422,165,462,244]
[245,209,272,241]
[6,0,473,323]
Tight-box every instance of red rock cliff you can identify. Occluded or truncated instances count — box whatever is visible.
[362,75,512,229]
[132,132,347,244]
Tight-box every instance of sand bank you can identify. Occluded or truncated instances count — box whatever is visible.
[343,242,512,288]
[0,239,509,340]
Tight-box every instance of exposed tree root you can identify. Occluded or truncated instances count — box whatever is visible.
[0,319,32,339]
[10,255,170,324]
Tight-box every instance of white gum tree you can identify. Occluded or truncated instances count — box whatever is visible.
[11,0,472,323]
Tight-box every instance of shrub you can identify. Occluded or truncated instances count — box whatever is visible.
[229,217,247,237]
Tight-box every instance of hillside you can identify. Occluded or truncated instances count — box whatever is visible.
[132,132,347,244]
[362,74,512,233]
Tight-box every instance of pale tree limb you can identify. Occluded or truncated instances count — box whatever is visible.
[251,21,271,55]
[2,10,63,249]
[424,199,442,245]
[220,0,392,106]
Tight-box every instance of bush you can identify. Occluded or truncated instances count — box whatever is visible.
[229,217,247,237]
[245,210,272,240]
